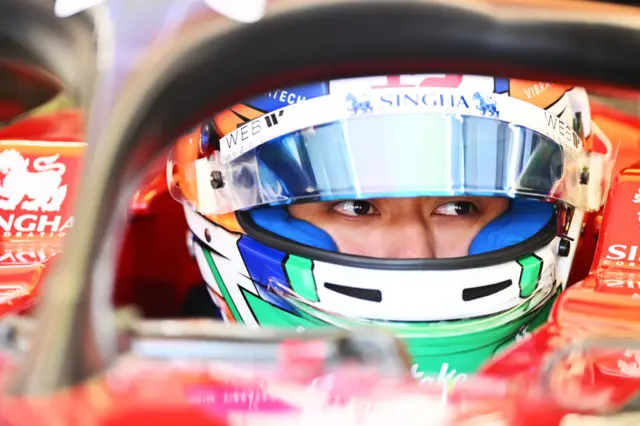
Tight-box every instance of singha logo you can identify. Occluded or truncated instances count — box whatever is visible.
[473,92,499,117]
[617,349,640,377]
[0,149,68,212]
[345,93,373,115]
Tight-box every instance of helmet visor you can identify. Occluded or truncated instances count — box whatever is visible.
[187,112,609,214]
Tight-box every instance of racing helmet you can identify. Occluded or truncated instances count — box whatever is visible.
[168,74,612,383]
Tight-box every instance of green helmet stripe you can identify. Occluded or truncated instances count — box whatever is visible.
[240,287,329,327]
[516,254,543,298]
[284,255,319,302]
[203,249,245,323]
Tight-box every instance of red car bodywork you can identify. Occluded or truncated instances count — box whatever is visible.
[0,108,84,316]
[1,96,640,424]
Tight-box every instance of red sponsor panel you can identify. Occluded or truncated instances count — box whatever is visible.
[0,140,82,313]
[0,140,84,242]
[592,163,640,274]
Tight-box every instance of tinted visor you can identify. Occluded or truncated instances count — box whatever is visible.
[189,113,607,214]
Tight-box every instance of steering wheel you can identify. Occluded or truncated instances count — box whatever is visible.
[2,0,640,419]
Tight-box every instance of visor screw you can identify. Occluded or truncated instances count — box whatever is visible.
[204,228,212,243]
[210,171,224,189]
[558,238,571,257]
[579,168,590,185]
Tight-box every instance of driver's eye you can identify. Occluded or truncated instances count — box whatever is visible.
[332,200,379,217]
[433,201,478,217]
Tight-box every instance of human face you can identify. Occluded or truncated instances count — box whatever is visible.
[289,197,509,259]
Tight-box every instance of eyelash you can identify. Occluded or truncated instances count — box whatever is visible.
[433,201,479,217]
[332,200,479,217]
[332,200,378,217]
